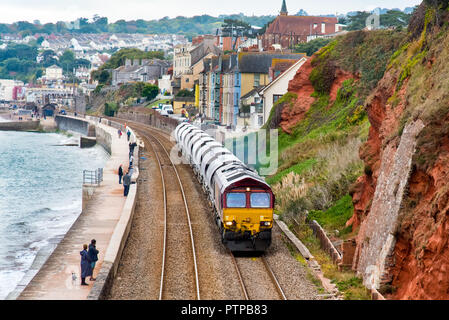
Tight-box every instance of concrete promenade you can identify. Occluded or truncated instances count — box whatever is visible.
[14,120,132,300]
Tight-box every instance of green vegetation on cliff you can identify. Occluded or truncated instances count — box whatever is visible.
[270,29,406,234]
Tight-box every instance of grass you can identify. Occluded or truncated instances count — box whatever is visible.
[266,158,317,185]
[308,195,355,237]
[146,99,172,109]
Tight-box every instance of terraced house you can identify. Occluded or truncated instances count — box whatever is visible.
[198,52,305,128]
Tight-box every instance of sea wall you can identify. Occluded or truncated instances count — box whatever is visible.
[87,125,142,300]
[0,120,40,131]
[55,115,96,137]
[9,116,141,300]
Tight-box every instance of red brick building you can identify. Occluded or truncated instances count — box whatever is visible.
[261,0,339,50]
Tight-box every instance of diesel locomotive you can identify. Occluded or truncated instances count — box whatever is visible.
[174,122,274,252]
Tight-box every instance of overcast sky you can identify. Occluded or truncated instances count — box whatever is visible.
[0,0,422,24]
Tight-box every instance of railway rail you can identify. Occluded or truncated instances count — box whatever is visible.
[229,251,287,300]
[112,118,290,300]
[125,120,201,300]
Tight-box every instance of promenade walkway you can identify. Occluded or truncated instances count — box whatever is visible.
[15,121,131,300]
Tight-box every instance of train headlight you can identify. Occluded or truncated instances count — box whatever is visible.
[260,221,272,227]
[225,220,237,227]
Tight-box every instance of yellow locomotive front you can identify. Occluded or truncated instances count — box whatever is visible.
[221,186,274,252]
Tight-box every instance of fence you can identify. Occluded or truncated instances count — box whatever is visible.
[83,168,103,186]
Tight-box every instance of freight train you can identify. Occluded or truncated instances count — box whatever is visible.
[174,122,274,252]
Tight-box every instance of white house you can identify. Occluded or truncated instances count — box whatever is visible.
[158,74,172,95]
[259,56,308,128]
[45,65,64,81]
[0,79,24,101]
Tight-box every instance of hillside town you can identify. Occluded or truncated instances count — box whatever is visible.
[5,0,449,305]
[0,0,350,131]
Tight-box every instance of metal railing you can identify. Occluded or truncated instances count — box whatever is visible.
[83,168,103,186]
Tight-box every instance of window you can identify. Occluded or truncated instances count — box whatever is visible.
[250,193,271,208]
[227,193,246,208]
[254,74,260,87]
[273,95,282,105]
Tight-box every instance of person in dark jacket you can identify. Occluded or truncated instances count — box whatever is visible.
[118,164,124,184]
[123,171,131,197]
[129,141,137,158]
[88,239,99,281]
[80,244,92,286]
[127,130,131,141]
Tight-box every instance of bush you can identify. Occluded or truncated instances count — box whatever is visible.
[176,89,194,97]
[104,102,118,116]
[142,84,159,101]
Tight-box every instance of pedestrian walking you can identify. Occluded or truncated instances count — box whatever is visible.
[129,154,134,168]
[80,244,92,286]
[127,130,131,141]
[123,171,131,197]
[118,164,124,184]
[129,141,137,158]
[118,129,122,139]
[88,239,99,281]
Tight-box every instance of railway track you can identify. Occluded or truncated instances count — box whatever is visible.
[112,118,288,300]
[124,120,200,300]
[230,251,287,300]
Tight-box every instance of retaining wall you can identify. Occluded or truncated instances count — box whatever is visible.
[0,120,40,131]
[116,109,180,134]
[309,220,342,265]
[55,115,96,137]
[87,125,142,300]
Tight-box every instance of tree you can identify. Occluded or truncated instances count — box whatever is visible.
[295,38,333,56]
[176,89,194,97]
[97,70,111,84]
[59,50,75,73]
[142,84,159,101]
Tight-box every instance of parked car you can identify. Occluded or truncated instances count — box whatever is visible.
[160,105,174,116]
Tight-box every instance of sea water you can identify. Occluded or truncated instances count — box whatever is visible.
[0,129,109,299]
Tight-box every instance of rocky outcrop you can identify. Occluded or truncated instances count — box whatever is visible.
[280,58,355,134]
[349,3,449,299]
[280,58,315,134]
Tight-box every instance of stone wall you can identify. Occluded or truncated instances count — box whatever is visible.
[116,109,180,134]
[353,120,425,290]
[95,125,112,155]
[309,220,342,265]
[0,120,40,131]
[55,115,96,137]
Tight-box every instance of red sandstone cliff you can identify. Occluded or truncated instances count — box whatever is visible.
[280,58,354,134]
[349,3,449,299]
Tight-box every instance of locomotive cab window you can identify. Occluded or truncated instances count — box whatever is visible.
[250,193,271,208]
[226,193,246,208]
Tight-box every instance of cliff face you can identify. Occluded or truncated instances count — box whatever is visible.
[349,3,449,299]
[279,58,354,134]
[279,58,315,134]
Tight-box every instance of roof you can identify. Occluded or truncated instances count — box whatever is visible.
[47,64,62,69]
[261,56,307,93]
[240,86,265,100]
[190,40,222,66]
[238,52,305,74]
[266,15,338,36]
[281,0,288,14]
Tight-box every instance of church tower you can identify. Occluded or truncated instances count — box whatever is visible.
[280,0,288,16]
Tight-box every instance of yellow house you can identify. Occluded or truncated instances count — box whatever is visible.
[237,52,304,97]
[173,96,196,114]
